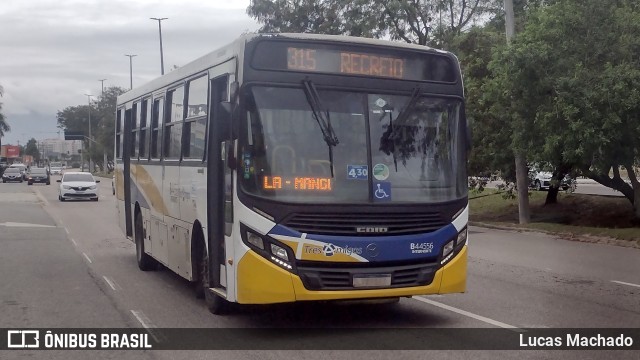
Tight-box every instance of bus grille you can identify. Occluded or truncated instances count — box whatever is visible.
[297,262,437,291]
[282,212,447,236]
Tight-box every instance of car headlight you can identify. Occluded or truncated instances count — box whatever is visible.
[89,185,97,190]
[62,185,71,189]
[241,224,295,272]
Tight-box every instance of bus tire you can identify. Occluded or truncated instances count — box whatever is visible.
[200,249,228,315]
[193,235,205,299]
[135,211,156,271]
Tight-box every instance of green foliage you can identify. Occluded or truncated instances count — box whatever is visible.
[485,0,640,215]
[57,86,126,170]
[449,26,514,179]
[246,0,384,37]
[246,0,496,46]
[0,85,10,143]
[24,138,40,162]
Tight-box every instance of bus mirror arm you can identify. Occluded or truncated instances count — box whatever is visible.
[218,102,235,169]
[224,141,236,170]
[462,105,472,151]
[229,81,239,103]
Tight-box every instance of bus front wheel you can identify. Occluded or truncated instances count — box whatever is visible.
[135,212,157,271]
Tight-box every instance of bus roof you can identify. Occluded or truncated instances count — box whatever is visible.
[117,33,456,105]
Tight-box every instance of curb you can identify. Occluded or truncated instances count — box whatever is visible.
[469,221,640,249]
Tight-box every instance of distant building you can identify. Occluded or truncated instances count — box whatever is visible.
[40,138,82,158]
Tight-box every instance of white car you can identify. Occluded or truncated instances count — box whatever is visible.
[57,172,100,201]
[8,163,28,180]
[50,167,63,175]
[530,170,571,191]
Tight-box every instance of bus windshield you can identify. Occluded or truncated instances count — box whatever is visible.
[240,86,467,204]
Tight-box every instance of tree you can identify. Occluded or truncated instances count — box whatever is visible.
[487,0,640,217]
[246,0,497,47]
[57,86,126,171]
[24,138,40,163]
[450,26,510,179]
[247,0,383,37]
[0,85,10,150]
[380,0,496,47]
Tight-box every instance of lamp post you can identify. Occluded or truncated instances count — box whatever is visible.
[125,54,137,90]
[150,17,168,75]
[84,94,94,172]
[98,79,107,96]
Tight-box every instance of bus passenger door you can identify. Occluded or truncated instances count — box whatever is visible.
[207,75,231,292]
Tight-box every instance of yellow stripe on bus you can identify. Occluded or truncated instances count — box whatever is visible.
[130,165,169,215]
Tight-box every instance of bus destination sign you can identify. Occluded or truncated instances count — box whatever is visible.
[251,40,457,82]
[263,176,332,192]
[287,47,406,79]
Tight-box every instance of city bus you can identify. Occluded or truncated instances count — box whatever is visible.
[115,33,469,314]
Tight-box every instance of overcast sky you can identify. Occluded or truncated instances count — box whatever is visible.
[0,0,259,145]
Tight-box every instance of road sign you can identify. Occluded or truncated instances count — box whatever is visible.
[64,131,84,141]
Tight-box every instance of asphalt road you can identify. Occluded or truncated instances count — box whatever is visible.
[1,177,638,359]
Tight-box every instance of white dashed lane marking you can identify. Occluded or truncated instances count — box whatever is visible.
[413,296,524,332]
[611,280,640,289]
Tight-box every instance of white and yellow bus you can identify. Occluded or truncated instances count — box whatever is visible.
[115,33,470,314]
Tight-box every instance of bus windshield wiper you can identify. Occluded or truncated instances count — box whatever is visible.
[302,80,339,177]
[388,87,421,171]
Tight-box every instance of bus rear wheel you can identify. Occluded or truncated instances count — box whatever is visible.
[135,212,157,271]
[199,248,228,315]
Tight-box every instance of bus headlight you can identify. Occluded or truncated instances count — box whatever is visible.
[270,244,289,261]
[456,227,468,249]
[443,240,454,257]
[246,232,264,250]
[241,224,295,272]
[441,227,467,266]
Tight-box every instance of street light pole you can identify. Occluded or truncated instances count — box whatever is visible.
[98,79,107,96]
[150,17,168,75]
[84,94,94,173]
[125,54,137,90]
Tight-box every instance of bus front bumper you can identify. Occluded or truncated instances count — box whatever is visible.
[236,245,467,304]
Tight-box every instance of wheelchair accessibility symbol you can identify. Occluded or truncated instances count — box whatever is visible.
[373,182,391,201]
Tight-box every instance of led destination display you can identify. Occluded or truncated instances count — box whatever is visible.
[252,40,457,82]
[263,176,332,191]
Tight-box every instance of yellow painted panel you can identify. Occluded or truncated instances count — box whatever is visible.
[438,246,467,294]
[132,165,168,215]
[236,247,468,304]
[236,250,296,304]
[291,270,444,301]
[278,240,299,253]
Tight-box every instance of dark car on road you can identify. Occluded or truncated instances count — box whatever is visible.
[27,168,51,185]
[2,168,24,183]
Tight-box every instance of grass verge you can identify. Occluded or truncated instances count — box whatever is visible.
[469,189,640,247]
